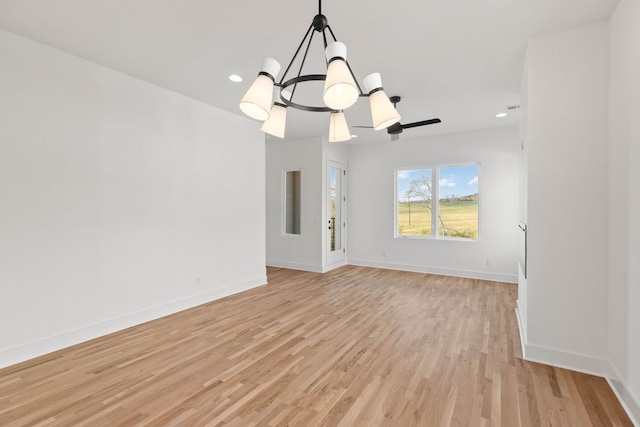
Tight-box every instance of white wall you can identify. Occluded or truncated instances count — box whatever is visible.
[0,29,266,368]
[608,0,640,421]
[347,127,520,283]
[265,138,324,271]
[523,22,609,373]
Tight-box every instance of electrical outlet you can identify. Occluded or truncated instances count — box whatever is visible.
[195,276,202,286]
[382,250,389,257]
[486,259,493,267]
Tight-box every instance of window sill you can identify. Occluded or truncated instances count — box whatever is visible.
[394,235,479,242]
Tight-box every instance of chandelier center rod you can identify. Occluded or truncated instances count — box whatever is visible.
[272,0,365,112]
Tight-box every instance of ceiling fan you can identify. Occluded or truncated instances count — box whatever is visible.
[354,96,441,140]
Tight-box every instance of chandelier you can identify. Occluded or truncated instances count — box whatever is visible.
[239,0,401,142]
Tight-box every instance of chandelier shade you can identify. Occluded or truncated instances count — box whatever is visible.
[260,103,287,138]
[239,58,281,121]
[323,42,359,110]
[239,0,401,140]
[363,73,401,130]
[328,111,351,142]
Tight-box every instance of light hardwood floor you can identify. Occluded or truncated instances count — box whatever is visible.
[0,266,633,426]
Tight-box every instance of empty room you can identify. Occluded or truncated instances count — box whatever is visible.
[0,0,638,425]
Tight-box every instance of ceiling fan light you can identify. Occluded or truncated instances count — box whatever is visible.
[328,111,351,142]
[260,103,287,138]
[323,42,359,110]
[363,73,401,130]
[239,57,281,121]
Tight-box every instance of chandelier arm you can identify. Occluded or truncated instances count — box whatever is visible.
[289,28,317,101]
[325,25,339,43]
[321,27,328,49]
[279,23,314,84]
[345,60,365,95]
[279,75,335,112]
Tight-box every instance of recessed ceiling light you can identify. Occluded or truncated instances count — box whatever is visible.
[228,74,243,83]
[496,112,507,118]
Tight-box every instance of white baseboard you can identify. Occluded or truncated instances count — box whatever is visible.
[266,260,324,273]
[517,327,638,425]
[607,364,640,426]
[0,276,267,370]
[522,343,609,377]
[266,259,348,274]
[322,259,347,273]
[347,258,517,283]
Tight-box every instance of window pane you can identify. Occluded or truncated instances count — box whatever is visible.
[285,171,301,234]
[330,166,341,251]
[438,165,478,239]
[397,169,432,236]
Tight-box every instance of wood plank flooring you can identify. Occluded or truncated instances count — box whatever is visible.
[0,266,633,426]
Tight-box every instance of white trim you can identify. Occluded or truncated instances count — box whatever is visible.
[607,364,640,426]
[515,305,526,358]
[0,276,267,370]
[522,343,609,377]
[322,259,348,273]
[507,292,628,421]
[433,167,440,236]
[266,259,324,273]
[266,259,347,274]
[347,258,517,283]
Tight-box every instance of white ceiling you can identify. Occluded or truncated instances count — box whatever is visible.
[0,0,619,143]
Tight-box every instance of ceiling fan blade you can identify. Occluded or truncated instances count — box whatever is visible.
[391,134,400,141]
[352,125,374,129]
[401,118,442,129]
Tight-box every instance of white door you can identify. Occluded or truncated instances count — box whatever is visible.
[327,161,346,265]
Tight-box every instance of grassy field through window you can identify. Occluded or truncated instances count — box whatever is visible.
[397,198,478,238]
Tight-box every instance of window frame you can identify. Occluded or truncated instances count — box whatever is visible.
[394,162,481,241]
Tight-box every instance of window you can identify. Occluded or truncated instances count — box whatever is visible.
[396,164,479,239]
[284,170,301,235]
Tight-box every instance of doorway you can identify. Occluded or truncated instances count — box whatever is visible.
[327,161,346,266]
